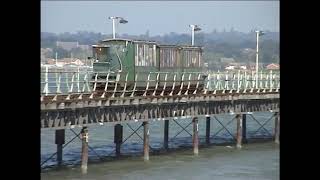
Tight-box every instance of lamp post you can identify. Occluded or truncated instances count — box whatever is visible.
[189,24,201,46]
[108,16,128,39]
[255,30,265,88]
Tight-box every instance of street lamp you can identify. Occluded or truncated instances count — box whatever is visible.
[108,16,128,39]
[255,30,265,88]
[189,24,201,46]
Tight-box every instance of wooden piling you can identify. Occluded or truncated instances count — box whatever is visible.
[274,112,280,144]
[236,114,242,149]
[242,114,247,144]
[55,129,65,166]
[114,124,123,157]
[206,116,211,145]
[81,127,88,174]
[192,117,199,155]
[143,121,149,161]
[164,120,169,150]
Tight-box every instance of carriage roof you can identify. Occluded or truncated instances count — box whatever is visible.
[99,38,203,50]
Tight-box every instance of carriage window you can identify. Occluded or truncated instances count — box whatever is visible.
[135,43,156,67]
[160,48,178,67]
[92,47,109,62]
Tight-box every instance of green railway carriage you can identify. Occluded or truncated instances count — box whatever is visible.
[91,38,205,90]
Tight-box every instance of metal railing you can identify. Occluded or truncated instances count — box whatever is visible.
[41,68,279,99]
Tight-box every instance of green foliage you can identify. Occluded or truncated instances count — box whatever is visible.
[51,47,69,59]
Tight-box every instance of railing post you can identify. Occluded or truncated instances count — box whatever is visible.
[101,72,110,98]
[236,70,240,93]
[77,67,80,93]
[269,70,273,92]
[184,73,192,95]
[160,73,168,96]
[57,72,61,94]
[203,73,210,94]
[143,73,151,96]
[250,71,254,93]
[44,66,49,95]
[121,72,129,98]
[152,72,160,96]
[111,72,120,98]
[178,73,185,96]
[130,73,138,97]
[193,73,201,94]
[169,73,176,96]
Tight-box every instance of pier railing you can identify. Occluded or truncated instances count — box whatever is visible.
[41,68,279,99]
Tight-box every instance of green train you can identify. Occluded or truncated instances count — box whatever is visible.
[91,38,206,92]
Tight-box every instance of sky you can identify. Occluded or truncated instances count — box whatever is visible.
[41,1,279,36]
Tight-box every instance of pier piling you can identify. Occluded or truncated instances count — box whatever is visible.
[143,121,149,161]
[236,114,243,149]
[81,127,88,174]
[192,117,199,155]
[206,116,211,145]
[164,120,169,150]
[55,129,65,166]
[114,124,123,157]
[242,114,247,144]
[274,112,280,144]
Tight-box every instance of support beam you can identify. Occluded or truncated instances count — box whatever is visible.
[274,112,280,144]
[206,116,211,145]
[81,127,88,174]
[164,120,169,150]
[114,124,123,157]
[55,129,65,166]
[242,114,247,144]
[143,121,149,161]
[236,114,242,149]
[192,117,199,155]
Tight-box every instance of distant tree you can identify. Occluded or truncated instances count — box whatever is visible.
[52,47,69,59]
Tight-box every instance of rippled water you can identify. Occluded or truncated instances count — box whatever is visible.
[41,112,279,179]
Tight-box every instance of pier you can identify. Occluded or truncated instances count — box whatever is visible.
[41,69,279,173]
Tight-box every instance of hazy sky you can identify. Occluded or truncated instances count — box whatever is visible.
[41,1,279,35]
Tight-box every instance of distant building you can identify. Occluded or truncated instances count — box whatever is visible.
[225,66,235,70]
[240,65,247,70]
[70,59,84,66]
[46,58,55,65]
[60,58,74,63]
[266,63,280,70]
[225,62,247,70]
